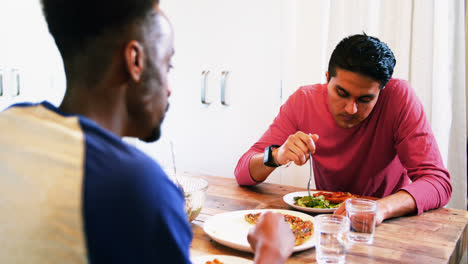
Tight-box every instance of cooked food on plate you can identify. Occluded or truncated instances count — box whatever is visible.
[244,213,313,246]
[205,258,224,264]
[294,191,360,209]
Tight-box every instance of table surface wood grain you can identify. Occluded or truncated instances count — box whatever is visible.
[186,173,468,264]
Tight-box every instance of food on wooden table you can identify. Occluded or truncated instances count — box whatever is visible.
[205,258,224,264]
[294,191,360,209]
[244,213,313,246]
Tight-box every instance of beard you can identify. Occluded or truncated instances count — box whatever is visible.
[142,126,161,143]
[141,102,170,143]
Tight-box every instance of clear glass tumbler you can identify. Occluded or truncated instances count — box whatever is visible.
[345,198,378,244]
[314,214,350,264]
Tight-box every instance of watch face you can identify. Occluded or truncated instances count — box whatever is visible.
[264,145,280,167]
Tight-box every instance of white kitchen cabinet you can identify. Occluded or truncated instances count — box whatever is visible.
[0,0,65,111]
[135,0,289,180]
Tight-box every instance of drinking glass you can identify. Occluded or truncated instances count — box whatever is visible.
[345,198,378,244]
[314,214,350,264]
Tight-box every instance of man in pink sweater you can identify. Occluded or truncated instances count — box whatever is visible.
[235,34,452,225]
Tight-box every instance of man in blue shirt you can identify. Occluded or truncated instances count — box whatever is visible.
[0,0,294,263]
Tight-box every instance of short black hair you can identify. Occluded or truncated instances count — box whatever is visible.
[41,0,159,85]
[41,0,159,58]
[328,34,396,88]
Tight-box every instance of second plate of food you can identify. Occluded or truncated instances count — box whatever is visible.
[203,209,315,253]
[283,191,343,213]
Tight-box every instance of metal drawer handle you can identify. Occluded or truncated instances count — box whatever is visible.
[220,71,229,106]
[201,70,210,105]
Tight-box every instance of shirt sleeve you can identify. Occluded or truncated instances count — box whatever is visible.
[391,80,452,214]
[84,145,193,263]
[234,88,304,186]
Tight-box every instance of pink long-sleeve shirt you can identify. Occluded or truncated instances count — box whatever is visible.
[235,79,452,214]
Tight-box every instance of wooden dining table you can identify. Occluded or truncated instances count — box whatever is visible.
[187,173,468,264]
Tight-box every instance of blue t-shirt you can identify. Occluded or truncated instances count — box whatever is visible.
[0,101,192,263]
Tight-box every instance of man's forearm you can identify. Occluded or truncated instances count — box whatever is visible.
[249,153,276,182]
[248,212,294,264]
[378,190,417,222]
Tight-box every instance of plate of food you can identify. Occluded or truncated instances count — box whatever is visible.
[283,191,360,213]
[203,209,314,253]
[191,254,253,264]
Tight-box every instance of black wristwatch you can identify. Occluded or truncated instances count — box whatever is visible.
[263,145,281,167]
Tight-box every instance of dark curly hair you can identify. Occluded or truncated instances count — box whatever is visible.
[41,0,159,84]
[328,34,396,88]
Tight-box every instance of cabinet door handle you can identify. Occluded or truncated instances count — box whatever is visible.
[11,69,20,97]
[220,71,229,106]
[0,70,3,96]
[201,70,210,104]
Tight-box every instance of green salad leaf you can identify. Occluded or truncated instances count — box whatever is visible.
[293,195,342,209]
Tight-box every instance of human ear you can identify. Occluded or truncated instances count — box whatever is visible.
[325,71,329,83]
[124,40,145,82]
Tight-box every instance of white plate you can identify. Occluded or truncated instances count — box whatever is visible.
[203,209,315,253]
[283,191,339,213]
[192,254,252,264]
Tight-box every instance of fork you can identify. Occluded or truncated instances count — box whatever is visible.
[307,152,313,198]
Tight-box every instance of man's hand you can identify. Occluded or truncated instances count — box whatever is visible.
[334,191,417,226]
[273,132,319,166]
[334,200,384,226]
[247,212,295,264]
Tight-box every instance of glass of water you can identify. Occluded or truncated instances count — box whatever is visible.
[314,214,350,264]
[345,198,378,244]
